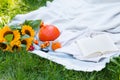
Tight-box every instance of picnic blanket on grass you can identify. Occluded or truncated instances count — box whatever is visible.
[9,0,120,72]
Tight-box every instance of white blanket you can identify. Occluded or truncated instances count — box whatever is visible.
[9,0,120,72]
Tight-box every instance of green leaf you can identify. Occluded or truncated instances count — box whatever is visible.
[10,25,22,30]
[20,44,26,48]
[21,34,30,40]
[4,34,14,42]
[23,20,32,25]
[3,41,10,45]
[23,19,42,30]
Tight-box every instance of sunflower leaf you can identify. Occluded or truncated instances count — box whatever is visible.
[10,25,22,30]
[4,34,14,42]
[21,44,26,48]
[31,20,42,30]
[23,20,32,25]
[3,42,10,45]
[21,34,30,40]
[23,20,42,30]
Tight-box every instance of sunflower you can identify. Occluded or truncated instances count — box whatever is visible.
[0,42,9,51]
[0,30,9,51]
[21,38,33,50]
[0,37,5,43]
[0,26,11,42]
[21,25,35,38]
[12,30,20,41]
[10,40,21,52]
[0,26,20,42]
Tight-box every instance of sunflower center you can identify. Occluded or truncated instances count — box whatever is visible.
[25,30,31,36]
[21,40,27,45]
[12,45,19,51]
[0,43,7,49]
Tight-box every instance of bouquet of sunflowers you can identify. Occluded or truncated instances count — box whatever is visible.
[0,20,61,52]
[0,20,41,52]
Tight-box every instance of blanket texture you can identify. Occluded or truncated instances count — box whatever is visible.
[9,0,120,72]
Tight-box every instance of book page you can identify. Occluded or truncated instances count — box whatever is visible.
[76,34,119,58]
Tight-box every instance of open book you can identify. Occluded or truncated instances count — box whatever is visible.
[76,34,119,58]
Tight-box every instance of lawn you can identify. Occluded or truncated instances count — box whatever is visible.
[0,0,120,80]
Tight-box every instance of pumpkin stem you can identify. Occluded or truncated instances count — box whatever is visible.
[40,21,44,28]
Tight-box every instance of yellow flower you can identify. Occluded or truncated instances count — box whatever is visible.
[0,26,20,42]
[0,42,9,51]
[10,40,21,52]
[12,30,20,41]
[0,26,11,42]
[21,25,35,38]
[21,38,33,50]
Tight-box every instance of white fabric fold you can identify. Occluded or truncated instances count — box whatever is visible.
[9,0,120,72]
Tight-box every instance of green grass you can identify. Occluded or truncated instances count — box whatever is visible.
[0,0,120,80]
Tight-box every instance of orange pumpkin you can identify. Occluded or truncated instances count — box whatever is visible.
[38,24,60,41]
